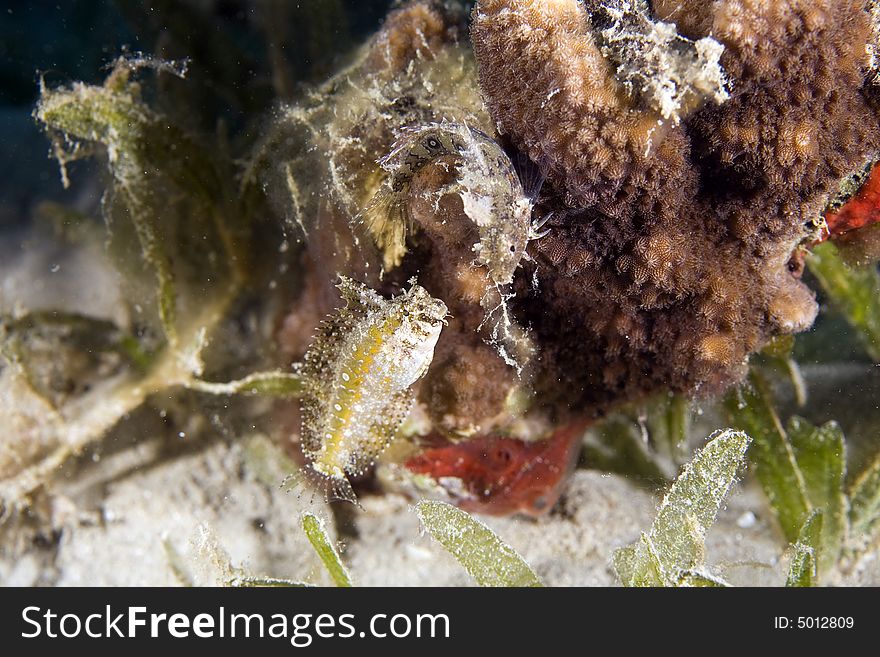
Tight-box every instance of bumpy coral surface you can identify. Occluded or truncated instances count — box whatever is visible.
[260,0,880,513]
[471,0,880,416]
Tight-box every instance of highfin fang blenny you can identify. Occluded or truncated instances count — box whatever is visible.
[292,276,447,504]
[359,121,545,284]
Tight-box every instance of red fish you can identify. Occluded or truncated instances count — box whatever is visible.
[403,420,588,517]
[823,164,880,240]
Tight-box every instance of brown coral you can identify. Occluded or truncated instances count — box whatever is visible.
[692,0,878,208]
[366,0,460,72]
[471,0,880,417]
[471,0,696,222]
[650,0,716,38]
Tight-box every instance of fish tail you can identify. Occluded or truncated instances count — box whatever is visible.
[281,469,319,507]
[288,460,362,508]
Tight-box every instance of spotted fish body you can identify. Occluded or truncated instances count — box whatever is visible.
[299,276,447,503]
[362,122,535,284]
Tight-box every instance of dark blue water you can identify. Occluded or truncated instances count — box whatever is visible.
[0,0,394,225]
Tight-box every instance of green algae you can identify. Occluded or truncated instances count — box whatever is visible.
[724,363,880,582]
[613,429,750,587]
[35,56,243,347]
[807,240,880,362]
[302,513,352,588]
[416,500,542,587]
[786,511,822,587]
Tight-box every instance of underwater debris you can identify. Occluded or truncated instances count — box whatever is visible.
[589,0,728,123]
[183,521,315,588]
[297,277,447,504]
[0,311,146,409]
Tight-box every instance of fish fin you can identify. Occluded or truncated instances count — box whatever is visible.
[281,468,323,508]
[498,134,545,201]
[287,462,361,508]
[529,212,553,240]
[511,149,546,201]
[327,476,361,507]
[348,390,415,475]
[298,390,328,455]
[358,183,409,271]
[299,280,384,389]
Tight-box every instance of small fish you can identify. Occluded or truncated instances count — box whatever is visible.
[361,121,546,283]
[297,276,448,504]
[403,420,587,517]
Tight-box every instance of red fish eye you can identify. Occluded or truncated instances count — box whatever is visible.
[493,447,513,464]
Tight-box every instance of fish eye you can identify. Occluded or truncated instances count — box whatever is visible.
[509,244,516,253]
[425,137,441,150]
[493,447,513,465]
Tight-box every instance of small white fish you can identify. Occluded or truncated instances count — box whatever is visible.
[296,276,447,503]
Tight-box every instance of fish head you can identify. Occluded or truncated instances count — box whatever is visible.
[401,283,449,339]
[475,197,532,285]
